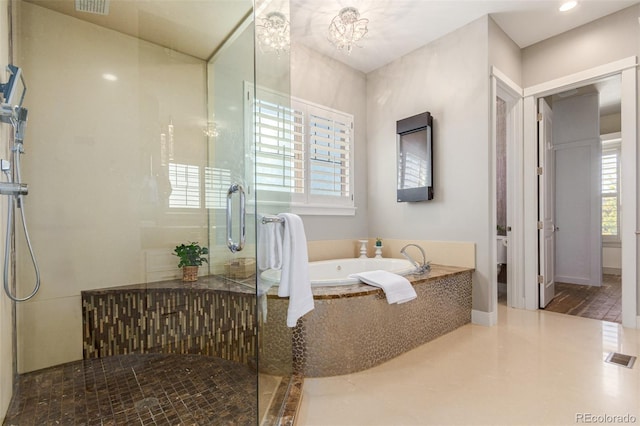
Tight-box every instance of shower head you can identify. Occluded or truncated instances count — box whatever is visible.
[1,65,23,107]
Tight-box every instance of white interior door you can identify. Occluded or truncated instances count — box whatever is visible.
[554,141,602,286]
[538,98,555,308]
[550,92,602,286]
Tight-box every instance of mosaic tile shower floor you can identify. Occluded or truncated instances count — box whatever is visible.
[3,354,257,426]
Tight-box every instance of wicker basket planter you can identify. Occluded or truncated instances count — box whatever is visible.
[182,266,199,282]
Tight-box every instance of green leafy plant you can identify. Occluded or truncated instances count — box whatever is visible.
[174,242,209,267]
[375,237,382,247]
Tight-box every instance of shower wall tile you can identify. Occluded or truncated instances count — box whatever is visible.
[307,240,360,261]
[0,0,14,416]
[16,296,84,374]
[16,1,208,372]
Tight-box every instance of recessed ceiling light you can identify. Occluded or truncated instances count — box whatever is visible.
[102,73,118,81]
[559,1,578,12]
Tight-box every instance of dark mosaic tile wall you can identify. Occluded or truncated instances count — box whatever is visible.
[82,279,259,365]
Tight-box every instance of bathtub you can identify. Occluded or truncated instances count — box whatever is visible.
[260,257,416,286]
[261,264,474,377]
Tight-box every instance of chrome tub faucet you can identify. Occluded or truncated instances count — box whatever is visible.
[400,244,431,274]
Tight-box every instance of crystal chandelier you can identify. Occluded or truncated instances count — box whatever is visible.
[256,11,290,55]
[328,7,369,54]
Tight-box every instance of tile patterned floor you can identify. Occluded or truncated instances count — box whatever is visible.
[543,274,622,323]
[3,354,257,426]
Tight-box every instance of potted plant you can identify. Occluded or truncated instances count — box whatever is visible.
[375,237,383,247]
[174,242,209,282]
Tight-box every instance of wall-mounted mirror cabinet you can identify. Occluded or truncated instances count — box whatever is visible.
[396,112,433,202]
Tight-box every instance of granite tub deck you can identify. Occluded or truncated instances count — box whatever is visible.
[262,264,473,378]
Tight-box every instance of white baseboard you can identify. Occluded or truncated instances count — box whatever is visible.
[472,309,497,327]
[603,267,622,275]
[553,275,593,286]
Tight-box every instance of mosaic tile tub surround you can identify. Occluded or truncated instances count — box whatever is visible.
[261,265,473,377]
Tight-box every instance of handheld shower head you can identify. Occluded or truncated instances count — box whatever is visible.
[14,107,28,143]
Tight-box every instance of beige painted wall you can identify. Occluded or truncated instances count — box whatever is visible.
[0,0,13,419]
[290,42,368,241]
[488,17,522,87]
[366,17,492,313]
[15,2,207,372]
[522,5,640,87]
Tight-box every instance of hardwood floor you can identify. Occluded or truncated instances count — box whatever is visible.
[543,274,622,323]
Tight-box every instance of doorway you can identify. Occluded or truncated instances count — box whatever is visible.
[522,57,637,329]
[491,68,524,315]
[537,76,623,322]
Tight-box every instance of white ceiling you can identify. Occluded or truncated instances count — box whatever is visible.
[290,0,639,73]
[25,0,633,111]
[25,0,640,73]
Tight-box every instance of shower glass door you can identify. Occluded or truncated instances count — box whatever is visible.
[208,0,293,421]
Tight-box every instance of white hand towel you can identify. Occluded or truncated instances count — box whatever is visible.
[349,270,417,304]
[277,213,314,327]
[257,216,283,271]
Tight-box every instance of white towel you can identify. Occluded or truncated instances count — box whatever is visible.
[277,213,314,327]
[349,270,417,304]
[257,216,283,271]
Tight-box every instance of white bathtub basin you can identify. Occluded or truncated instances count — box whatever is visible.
[260,258,416,286]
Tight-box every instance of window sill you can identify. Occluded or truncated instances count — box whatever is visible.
[252,200,356,217]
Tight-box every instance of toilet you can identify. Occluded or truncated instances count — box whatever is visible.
[496,236,507,274]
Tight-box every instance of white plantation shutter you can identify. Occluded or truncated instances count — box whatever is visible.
[307,105,352,204]
[602,147,620,238]
[204,167,231,209]
[248,82,355,214]
[255,98,305,196]
[168,162,200,208]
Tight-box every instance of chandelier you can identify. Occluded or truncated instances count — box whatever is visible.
[328,7,369,54]
[256,11,290,55]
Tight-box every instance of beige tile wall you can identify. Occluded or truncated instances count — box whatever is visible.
[15,3,207,373]
[307,239,475,268]
[0,0,14,419]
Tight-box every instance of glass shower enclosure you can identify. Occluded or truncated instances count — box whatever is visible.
[5,0,292,424]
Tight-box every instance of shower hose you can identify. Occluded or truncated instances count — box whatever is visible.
[3,143,40,302]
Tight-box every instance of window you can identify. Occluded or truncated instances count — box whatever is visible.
[254,98,305,196]
[167,163,231,210]
[168,162,200,208]
[601,134,621,241]
[248,83,355,215]
[204,167,231,209]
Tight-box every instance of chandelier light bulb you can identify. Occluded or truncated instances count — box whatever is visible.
[256,11,290,55]
[328,7,369,54]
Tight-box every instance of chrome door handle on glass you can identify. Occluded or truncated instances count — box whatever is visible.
[226,183,246,253]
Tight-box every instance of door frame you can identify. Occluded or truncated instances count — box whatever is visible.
[522,56,637,328]
[491,67,524,317]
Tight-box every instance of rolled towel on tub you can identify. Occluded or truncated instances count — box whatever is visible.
[349,270,417,304]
